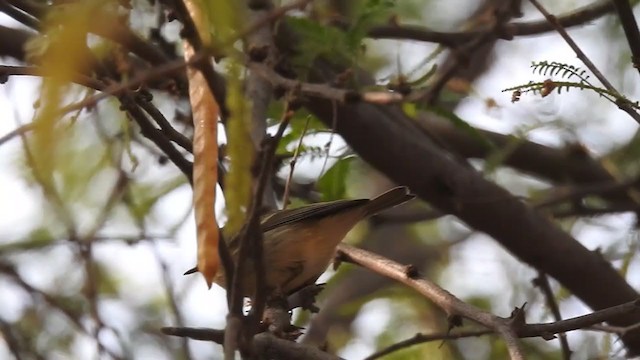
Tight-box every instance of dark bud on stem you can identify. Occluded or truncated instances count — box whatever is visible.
[248,45,269,63]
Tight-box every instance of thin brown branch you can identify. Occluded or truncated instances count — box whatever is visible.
[0,122,33,147]
[533,273,571,360]
[137,98,193,153]
[551,202,640,218]
[336,244,525,360]
[118,95,194,183]
[414,1,519,105]
[534,176,640,209]
[518,299,640,338]
[162,326,225,343]
[0,316,31,360]
[367,0,614,46]
[364,329,493,360]
[154,249,193,360]
[282,116,310,208]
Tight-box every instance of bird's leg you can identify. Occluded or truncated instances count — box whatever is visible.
[262,289,302,340]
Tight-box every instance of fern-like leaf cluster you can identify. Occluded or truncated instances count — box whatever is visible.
[503,61,640,110]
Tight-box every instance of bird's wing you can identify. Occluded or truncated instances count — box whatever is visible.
[260,199,368,232]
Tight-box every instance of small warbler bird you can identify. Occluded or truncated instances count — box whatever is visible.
[186,186,414,298]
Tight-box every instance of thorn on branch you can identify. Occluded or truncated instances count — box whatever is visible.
[248,45,270,63]
[332,251,346,271]
[448,314,463,329]
[404,264,420,279]
[509,303,528,330]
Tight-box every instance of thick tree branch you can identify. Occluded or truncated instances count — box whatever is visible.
[368,0,614,46]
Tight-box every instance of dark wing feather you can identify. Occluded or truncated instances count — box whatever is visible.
[260,199,368,232]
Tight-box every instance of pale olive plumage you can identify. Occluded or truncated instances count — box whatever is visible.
[187,186,414,298]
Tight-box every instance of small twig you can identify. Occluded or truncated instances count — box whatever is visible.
[417,0,518,105]
[517,299,640,338]
[364,329,493,360]
[534,176,640,209]
[162,326,225,343]
[552,203,640,218]
[0,316,30,360]
[367,0,615,46]
[235,0,314,42]
[154,248,193,360]
[13,112,77,239]
[529,0,640,124]
[118,95,194,183]
[137,97,193,152]
[533,273,571,360]
[0,122,33,147]
[282,116,310,208]
[318,100,338,180]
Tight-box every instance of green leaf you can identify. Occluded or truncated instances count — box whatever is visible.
[402,102,417,118]
[0,227,55,253]
[317,156,355,201]
[284,17,353,74]
[348,0,396,50]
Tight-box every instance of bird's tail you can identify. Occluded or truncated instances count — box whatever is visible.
[362,186,414,217]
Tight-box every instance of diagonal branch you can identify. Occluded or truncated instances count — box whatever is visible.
[337,244,525,359]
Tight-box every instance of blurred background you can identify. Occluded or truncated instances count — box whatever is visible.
[1,0,640,359]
